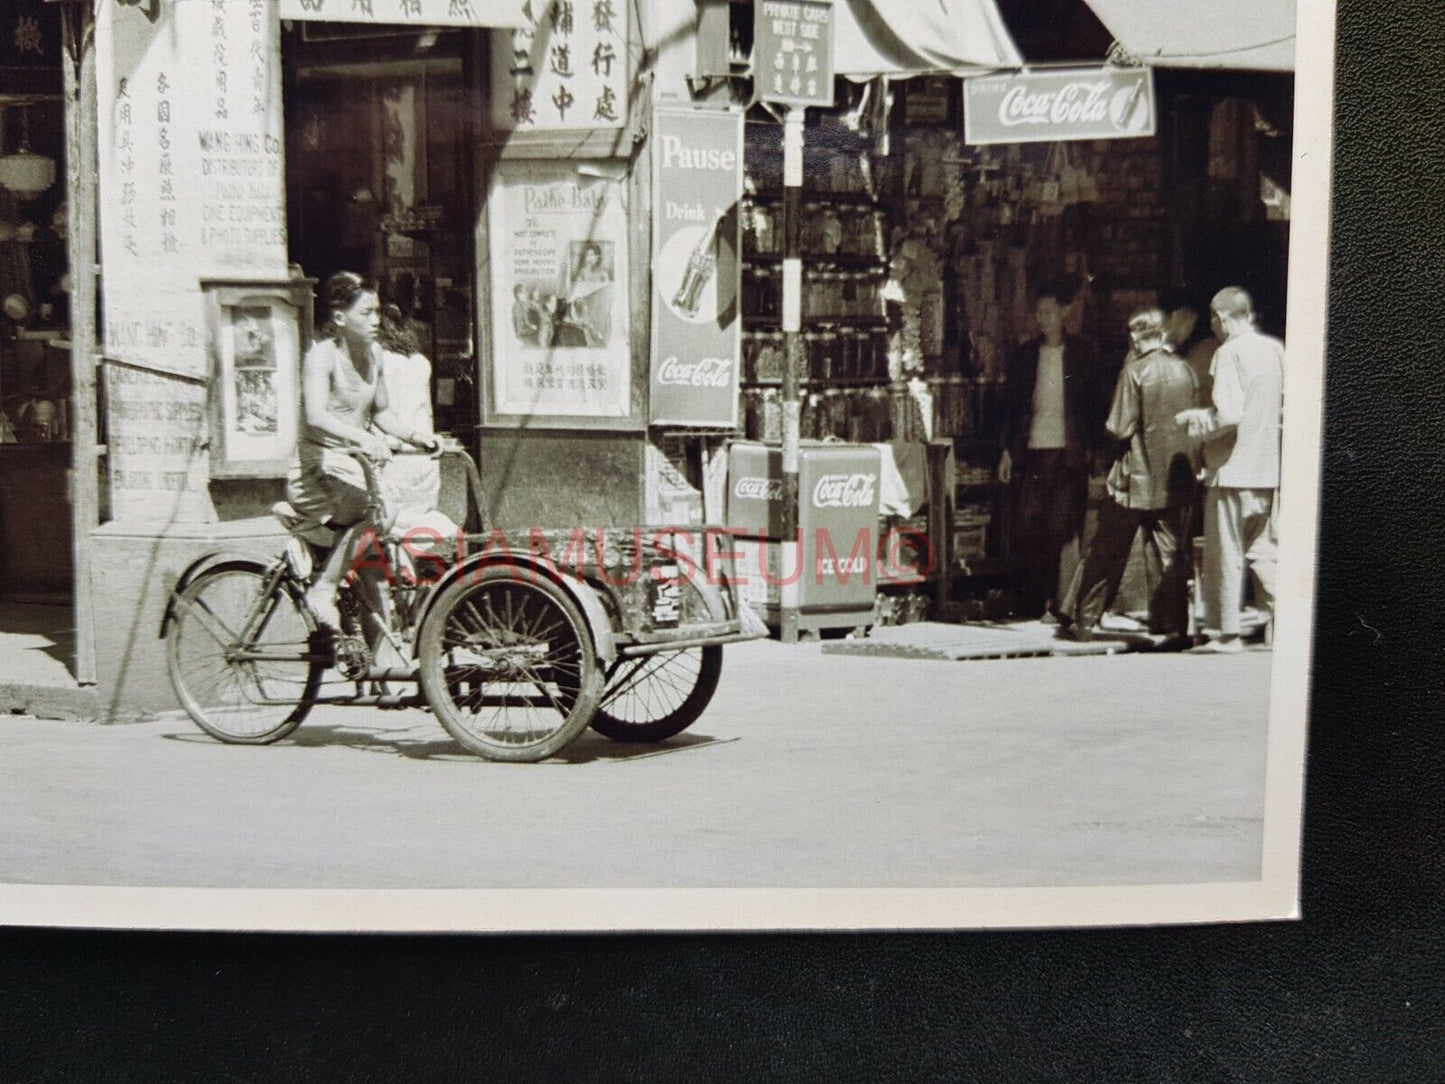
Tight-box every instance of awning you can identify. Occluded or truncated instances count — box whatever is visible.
[833,0,1024,78]
[276,0,529,29]
[1082,0,1296,72]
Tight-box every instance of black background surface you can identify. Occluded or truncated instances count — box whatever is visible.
[4,3,1443,1080]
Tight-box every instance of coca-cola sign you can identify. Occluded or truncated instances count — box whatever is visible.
[657,356,734,388]
[650,106,743,427]
[734,476,783,502]
[964,67,1155,146]
[812,473,878,511]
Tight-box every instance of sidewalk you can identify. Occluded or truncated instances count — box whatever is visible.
[0,603,98,721]
[823,610,1269,662]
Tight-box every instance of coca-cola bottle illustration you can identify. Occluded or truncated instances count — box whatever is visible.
[671,212,721,318]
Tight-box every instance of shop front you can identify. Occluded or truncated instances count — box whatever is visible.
[0,1,85,698]
[77,0,757,715]
[59,0,1295,715]
[719,0,1295,631]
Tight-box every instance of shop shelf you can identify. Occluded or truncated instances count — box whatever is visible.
[741,376,892,389]
[744,188,880,209]
[743,315,889,330]
[742,254,886,270]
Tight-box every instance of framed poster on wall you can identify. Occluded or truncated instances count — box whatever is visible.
[483,160,638,429]
[201,279,315,480]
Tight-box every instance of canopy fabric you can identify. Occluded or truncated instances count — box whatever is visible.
[1082,0,1296,72]
[833,0,1025,77]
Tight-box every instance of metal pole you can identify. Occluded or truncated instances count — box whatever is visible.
[62,3,99,686]
[779,106,804,643]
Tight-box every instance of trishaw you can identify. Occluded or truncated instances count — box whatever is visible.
[160,445,767,762]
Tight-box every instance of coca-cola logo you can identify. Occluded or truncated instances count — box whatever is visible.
[812,473,877,510]
[734,476,782,502]
[657,356,733,388]
[998,80,1130,129]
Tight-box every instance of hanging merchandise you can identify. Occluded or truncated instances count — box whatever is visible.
[1038,143,1066,217]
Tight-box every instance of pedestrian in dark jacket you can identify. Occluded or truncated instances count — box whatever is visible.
[1061,308,1200,642]
[999,282,1105,620]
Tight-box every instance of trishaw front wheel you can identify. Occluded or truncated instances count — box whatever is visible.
[166,562,321,744]
[417,566,602,762]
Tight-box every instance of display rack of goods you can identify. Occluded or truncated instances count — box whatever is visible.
[739,117,892,435]
[952,501,993,566]
[955,463,996,488]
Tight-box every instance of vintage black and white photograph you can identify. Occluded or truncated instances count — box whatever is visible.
[0,0,1329,932]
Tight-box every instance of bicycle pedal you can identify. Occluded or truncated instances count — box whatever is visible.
[334,635,371,680]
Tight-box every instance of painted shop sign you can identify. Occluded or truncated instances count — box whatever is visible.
[101,363,211,522]
[486,160,632,422]
[491,0,629,131]
[98,0,287,379]
[754,0,835,108]
[964,66,1156,145]
[278,0,528,28]
[649,105,743,428]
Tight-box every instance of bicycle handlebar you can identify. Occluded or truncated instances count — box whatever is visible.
[334,439,477,511]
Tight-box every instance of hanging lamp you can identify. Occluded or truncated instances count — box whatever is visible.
[0,106,56,200]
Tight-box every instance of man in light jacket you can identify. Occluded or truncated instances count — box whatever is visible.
[1177,286,1285,654]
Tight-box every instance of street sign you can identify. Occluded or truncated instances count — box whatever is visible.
[754,0,835,108]
[964,66,1156,145]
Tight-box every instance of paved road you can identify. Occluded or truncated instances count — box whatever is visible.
[0,641,1272,890]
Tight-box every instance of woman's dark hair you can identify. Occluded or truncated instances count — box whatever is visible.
[377,302,420,355]
[576,242,603,268]
[319,271,376,325]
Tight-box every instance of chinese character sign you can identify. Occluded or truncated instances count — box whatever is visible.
[278,0,528,29]
[490,0,628,131]
[487,162,632,420]
[650,106,743,428]
[754,0,835,108]
[98,0,287,379]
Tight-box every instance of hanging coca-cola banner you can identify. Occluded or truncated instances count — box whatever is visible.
[964,66,1156,146]
[649,105,743,428]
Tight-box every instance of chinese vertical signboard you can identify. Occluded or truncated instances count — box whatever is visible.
[491,0,629,131]
[487,161,632,422]
[754,0,835,108]
[278,0,528,28]
[98,0,287,380]
[650,106,743,428]
[98,0,287,520]
[963,67,1156,145]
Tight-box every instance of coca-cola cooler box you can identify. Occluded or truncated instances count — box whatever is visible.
[726,440,881,629]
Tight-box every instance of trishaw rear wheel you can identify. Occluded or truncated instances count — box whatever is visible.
[417,566,602,762]
[590,645,723,743]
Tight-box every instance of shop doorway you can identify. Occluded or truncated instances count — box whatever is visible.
[0,92,81,687]
[280,27,480,439]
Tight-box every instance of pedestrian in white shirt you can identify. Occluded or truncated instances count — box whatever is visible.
[1176,287,1285,653]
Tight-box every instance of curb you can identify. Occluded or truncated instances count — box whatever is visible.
[0,683,101,723]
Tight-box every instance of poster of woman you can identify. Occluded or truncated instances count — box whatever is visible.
[487,162,632,423]
[560,241,613,348]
